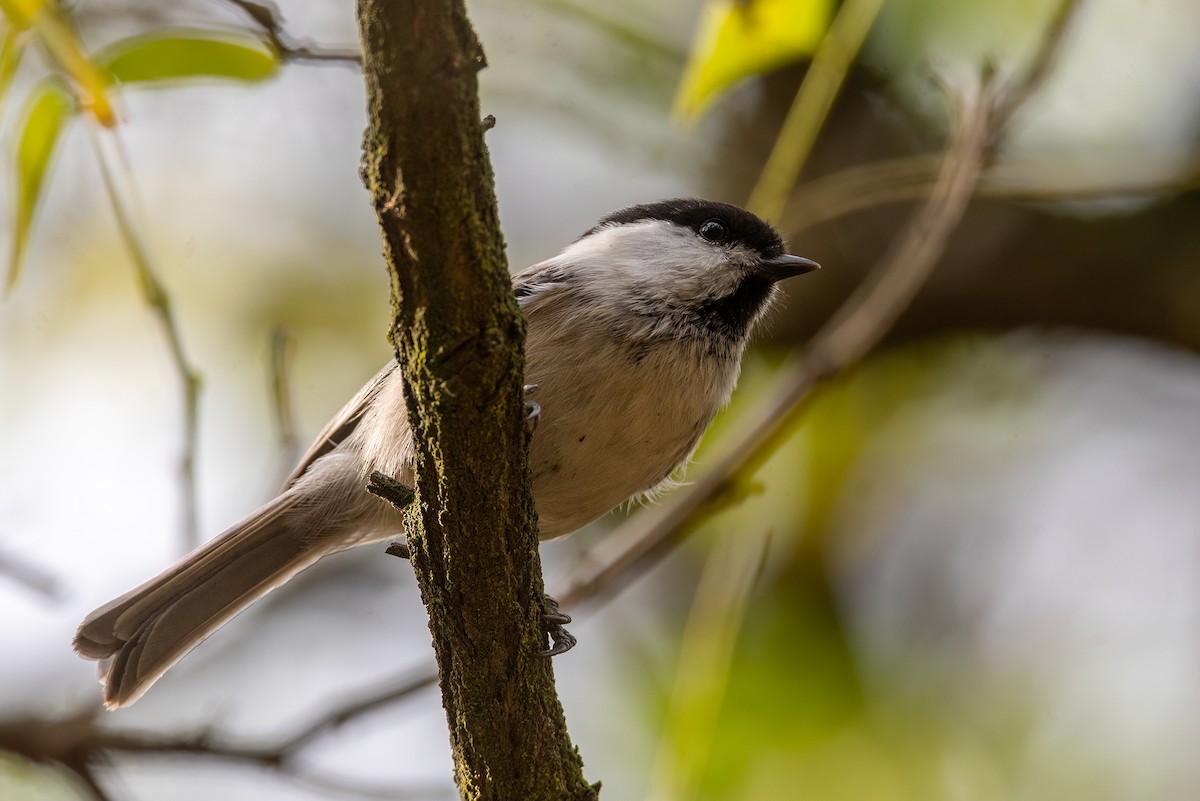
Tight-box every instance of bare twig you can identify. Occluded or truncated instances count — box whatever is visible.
[745,0,888,223]
[529,0,684,63]
[554,0,1086,613]
[268,326,300,472]
[89,127,202,552]
[785,148,1200,231]
[71,766,115,801]
[644,528,773,800]
[284,771,453,800]
[270,669,437,755]
[0,671,444,800]
[987,0,1088,139]
[218,0,362,65]
[0,544,61,599]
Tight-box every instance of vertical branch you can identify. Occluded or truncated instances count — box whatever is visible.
[354,1,597,800]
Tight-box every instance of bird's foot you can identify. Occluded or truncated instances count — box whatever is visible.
[539,594,577,657]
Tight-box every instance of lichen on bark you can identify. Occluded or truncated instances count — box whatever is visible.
[354,1,598,799]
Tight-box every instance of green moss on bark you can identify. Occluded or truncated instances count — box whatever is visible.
[355,1,598,799]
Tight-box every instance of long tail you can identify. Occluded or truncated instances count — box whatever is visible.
[74,493,337,709]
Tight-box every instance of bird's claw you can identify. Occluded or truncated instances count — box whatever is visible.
[539,595,577,657]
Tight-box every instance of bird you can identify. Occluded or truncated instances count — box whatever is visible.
[73,198,819,708]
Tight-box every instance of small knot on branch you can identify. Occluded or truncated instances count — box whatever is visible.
[367,471,416,511]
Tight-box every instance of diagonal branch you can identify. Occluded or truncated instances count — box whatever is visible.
[0,708,450,800]
[218,0,362,65]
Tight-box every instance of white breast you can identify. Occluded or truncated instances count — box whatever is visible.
[524,318,741,539]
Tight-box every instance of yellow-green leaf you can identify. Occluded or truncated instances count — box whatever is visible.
[97,30,278,87]
[675,0,835,119]
[0,0,48,30]
[6,79,72,293]
[4,0,116,125]
[0,23,29,114]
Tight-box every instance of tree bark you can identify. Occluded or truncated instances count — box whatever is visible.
[354,1,597,799]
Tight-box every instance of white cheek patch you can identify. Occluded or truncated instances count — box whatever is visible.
[559,220,743,305]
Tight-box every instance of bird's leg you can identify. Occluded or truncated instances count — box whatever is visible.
[367,471,415,559]
[539,594,577,657]
[524,384,540,434]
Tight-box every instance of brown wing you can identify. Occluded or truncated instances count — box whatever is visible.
[281,360,399,489]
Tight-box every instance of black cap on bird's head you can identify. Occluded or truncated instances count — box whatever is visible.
[584,198,818,278]
[569,198,820,345]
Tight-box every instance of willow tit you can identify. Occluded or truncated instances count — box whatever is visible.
[73,198,819,708]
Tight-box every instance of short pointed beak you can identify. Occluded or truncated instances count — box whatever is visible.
[759,253,820,282]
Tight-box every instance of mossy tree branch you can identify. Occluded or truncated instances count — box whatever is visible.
[354,1,597,799]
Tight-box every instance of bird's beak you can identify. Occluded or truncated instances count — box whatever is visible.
[759,254,820,282]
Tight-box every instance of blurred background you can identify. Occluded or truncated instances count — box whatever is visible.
[2,0,1200,799]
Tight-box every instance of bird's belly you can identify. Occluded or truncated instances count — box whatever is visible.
[527,348,731,539]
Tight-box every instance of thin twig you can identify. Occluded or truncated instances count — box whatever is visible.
[271,669,437,755]
[218,0,362,65]
[987,0,1088,140]
[747,0,1085,225]
[87,669,437,767]
[643,527,773,801]
[745,0,888,223]
[2,667,439,798]
[785,149,1200,232]
[554,0,1086,612]
[71,767,115,801]
[528,0,684,63]
[268,326,300,473]
[0,544,61,599]
[286,769,454,800]
[88,126,202,552]
[0,667,443,801]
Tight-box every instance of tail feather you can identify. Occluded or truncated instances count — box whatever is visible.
[74,495,329,708]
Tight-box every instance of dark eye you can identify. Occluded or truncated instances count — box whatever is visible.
[698,219,726,243]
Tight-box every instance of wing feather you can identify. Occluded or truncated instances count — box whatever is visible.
[282,361,398,489]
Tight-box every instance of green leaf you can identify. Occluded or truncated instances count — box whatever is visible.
[6,78,72,293]
[0,24,29,115]
[675,0,835,119]
[97,30,278,87]
[3,0,116,124]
